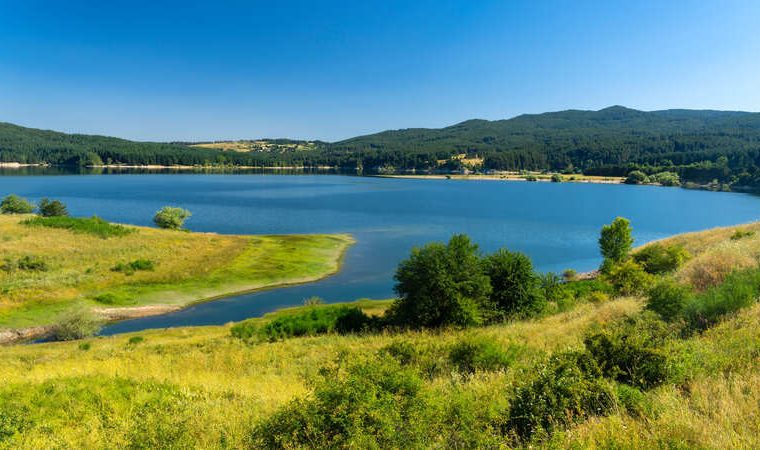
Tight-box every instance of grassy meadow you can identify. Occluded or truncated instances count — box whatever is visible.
[1,222,760,448]
[0,214,353,331]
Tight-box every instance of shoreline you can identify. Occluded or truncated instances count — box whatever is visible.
[375,173,625,184]
[0,233,355,345]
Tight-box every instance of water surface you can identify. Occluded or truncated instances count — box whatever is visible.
[1,174,758,335]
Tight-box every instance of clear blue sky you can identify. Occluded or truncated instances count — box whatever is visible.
[1,0,759,142]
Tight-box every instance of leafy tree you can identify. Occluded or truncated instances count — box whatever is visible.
[483,249,543,318]
[599,217,634,267]
[37,198,69,217]
[153,206,191,230]
[388,235,492,328]
[0,194,34,214]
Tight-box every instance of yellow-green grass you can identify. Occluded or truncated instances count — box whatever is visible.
[3,222,760,447]
[0,298,640,448]
[0,215,353,330]
[2,295,758,448]
[640,221,760,289]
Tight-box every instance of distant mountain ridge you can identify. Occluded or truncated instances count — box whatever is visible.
[3,106,760,188]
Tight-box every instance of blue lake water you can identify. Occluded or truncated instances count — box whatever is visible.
[2,174,759,335]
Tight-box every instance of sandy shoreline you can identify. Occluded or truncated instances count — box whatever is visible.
[377,173,625,184]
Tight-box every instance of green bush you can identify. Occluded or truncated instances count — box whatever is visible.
[624,170,649,184]
[562,269,577,281]
[0,194,34,214]
[683,268,760,332]
[507,351,616,440]
[730,229,755,240]
[649,171,681,186]
[448,337,519,374]
[615,384,651,418]
[483,249,543,319]
[1,255,49,272]
[51,308,102,341]
[153,206,191,230]
[551,174,563,182]
[388,234,492,329]
[647,279,693,321]
[379,340,419,366]
[128,336,145,345]
[633,243,690,274]
[249,357,427,448]
[37,198,69,217]
[0,402,30,441]
[603,260,652,296]
[231,305,374,342]
[584,313,674,389]
[22,215,133,238]
[111,259,156,275]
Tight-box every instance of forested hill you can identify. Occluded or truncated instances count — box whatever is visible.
[4,106,760,187]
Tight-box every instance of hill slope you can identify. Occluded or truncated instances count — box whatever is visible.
[4,106,760,186]
[2,221,760,447]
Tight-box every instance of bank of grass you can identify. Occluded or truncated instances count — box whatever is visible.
[2,222,760,448]
[0,215,353,330]
[2,295,759,448]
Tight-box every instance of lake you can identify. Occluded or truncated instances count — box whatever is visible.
[2,173,758,335]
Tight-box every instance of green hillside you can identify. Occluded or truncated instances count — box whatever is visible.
[5,106,760,187]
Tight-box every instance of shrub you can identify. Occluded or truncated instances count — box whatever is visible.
[78,342,91,351]
[51,308,102,341]
[562,269,577,281]
[388,235,492,329]
[379,340,419,366]
[22,215,133,238]
[0,402,30,440]
[603,260,652,296]
[730,229,755,240]
[448,337,518,374]
[584,313,674,389]
[128,336,145,345]
[37,198,69,217]
[633,243,690,274]
[231,305,373,342]
[153,206,191,230]
[615,384,651,418]
[624,170,649,184]
[111,259,155,275]
[1,255,49,272]
[551,173,563,182]
[249,357,427,448]
[483,249,543,319]
[0,194,34,214]
[507,351,616,440]
[649,171,680,186]
[539,272,567,303]
[647,279,693,321]
[599,217,634,267]
[682,268,760,332]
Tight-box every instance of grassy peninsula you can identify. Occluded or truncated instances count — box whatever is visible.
[2,221,760,448]
[0,214,353,337]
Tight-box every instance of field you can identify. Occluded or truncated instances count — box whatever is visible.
[0,215,353,334]
[1,222,760,447]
